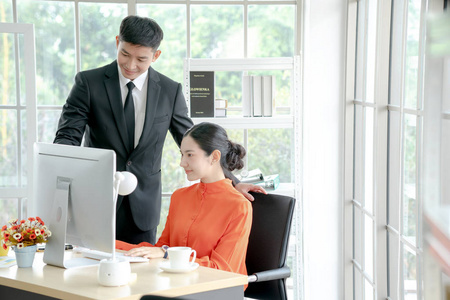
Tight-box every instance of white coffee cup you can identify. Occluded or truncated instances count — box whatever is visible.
[167,247,196,269]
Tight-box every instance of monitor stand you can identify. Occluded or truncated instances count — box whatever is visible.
[43,177,99,269]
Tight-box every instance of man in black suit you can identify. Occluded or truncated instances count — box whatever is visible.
[54,15,265,244]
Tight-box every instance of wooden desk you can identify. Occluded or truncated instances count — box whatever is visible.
[0,251,247,299]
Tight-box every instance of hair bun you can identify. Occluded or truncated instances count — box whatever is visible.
[226,141,246,171]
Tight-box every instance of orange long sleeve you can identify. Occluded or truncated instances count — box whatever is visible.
[116,179,252,277]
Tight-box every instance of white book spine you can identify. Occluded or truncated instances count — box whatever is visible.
[262,75,274,117]
[252,75,262,117]
[242,75,252,117]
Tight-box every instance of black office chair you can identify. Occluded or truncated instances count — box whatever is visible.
[244,192,296,300]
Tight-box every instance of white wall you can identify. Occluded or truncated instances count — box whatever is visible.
[301,0,347,299]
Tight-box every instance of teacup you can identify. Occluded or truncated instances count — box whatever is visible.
[167,247,196,269]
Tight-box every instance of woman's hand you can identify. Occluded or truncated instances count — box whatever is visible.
[235,183,267,201]
[124,246,165,259]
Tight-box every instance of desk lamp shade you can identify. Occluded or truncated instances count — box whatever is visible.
[116,171,138,196]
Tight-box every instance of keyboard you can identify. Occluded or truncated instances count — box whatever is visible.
[76,248,149,263]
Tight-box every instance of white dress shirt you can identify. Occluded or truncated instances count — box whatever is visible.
[118,65,148,148]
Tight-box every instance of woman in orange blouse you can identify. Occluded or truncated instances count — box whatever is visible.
[116,122,259,277]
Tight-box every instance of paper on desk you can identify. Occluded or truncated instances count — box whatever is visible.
[0,256,16,268]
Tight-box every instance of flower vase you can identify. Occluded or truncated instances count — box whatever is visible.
[13,245,37,268]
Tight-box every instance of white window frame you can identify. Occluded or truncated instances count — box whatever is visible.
[345,0,434,299]
[0,22,37,218]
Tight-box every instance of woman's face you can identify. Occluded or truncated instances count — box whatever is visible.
[179,135,216,183]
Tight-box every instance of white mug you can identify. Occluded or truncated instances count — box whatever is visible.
[167,247,196,269]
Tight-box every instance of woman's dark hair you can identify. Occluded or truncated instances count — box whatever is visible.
[119,15,163,50]
[184,122,246,175]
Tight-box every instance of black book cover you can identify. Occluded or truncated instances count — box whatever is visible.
[190,71,214,117]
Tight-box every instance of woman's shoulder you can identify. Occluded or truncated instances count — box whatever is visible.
[224,187,251,208]
[172,183,199,197]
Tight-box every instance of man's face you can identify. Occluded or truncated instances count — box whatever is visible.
[116,36,161,80]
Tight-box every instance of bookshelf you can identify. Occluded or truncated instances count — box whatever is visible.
[183,56,301,198]
[183,57,301,128]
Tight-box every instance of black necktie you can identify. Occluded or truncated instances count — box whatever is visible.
[124,81,135,152]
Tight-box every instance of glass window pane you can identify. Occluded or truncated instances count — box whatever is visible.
[390,1,407,107]
[137,4,187,83]
[365,279,374,300]
[248,5,295,58]
[403,114,417,242]
[364,0,377,103]
[404,0,421,109]
[161,134,185,193]
[403,245,417,300]
[0,109,18,187]
[0,198,19,226]
[354,206,363,263]
[0,33,17,105]
[354,268,363,300]
[156,196,171,240]
[20,110,27,186]
[0,0,13,22]
[365,107,374,213]
[18,0,76,106]
[191,5,243,58]
[37,109,62,143]
[365,214,374,280]
[215,71,243,117]
[79,3,127,70]
[247,128,293,183]
[227,129,244,148]
[355,0,366,101]
[354,105,364,202]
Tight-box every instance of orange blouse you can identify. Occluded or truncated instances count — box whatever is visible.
[116,178,252,276]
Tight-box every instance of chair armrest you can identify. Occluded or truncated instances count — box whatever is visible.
[248,265,291,283]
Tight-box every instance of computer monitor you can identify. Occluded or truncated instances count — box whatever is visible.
[32,142,116,268]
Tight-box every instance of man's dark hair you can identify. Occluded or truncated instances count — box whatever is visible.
[119,15,163,50]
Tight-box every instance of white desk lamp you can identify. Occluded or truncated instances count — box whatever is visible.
[98,171,138,287]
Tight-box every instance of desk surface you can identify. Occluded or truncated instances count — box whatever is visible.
[0,251,247,300]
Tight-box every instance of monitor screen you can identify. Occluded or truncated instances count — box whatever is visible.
[32,142,116,268]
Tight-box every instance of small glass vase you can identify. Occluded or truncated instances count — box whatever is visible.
[13,245,37,268]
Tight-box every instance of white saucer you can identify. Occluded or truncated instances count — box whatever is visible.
[159,261,199,273]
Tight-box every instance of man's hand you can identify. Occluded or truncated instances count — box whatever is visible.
[235,183,267,201]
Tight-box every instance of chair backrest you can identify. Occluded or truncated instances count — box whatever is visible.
[244,192,296,300]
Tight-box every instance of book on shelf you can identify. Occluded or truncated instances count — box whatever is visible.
[215,99,227,118]
[252,75,263,117]
[190,71,214,118]
[242,75,253,117]
[262,75,275,117]
[255,174,280,190]
[242,75,275,117]
[215,98,228,109]
[215,108,227,117]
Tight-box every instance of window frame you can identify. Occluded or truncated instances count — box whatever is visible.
[0,22,37,218]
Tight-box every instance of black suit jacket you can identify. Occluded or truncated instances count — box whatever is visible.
[54,61,193,231]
